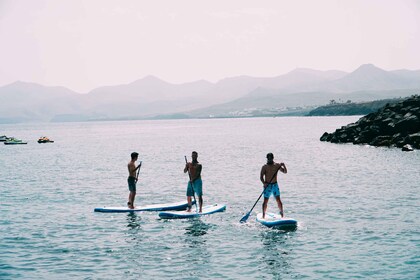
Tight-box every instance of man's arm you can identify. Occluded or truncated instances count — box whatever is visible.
[279,162,287,174]
[260,166,266,185]
[184,163,189,173]
[135,161,142,170]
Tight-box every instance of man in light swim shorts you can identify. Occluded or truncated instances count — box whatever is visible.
[260,153,287,218]
[184,151,203,212]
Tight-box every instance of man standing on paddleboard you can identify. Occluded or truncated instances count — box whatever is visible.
[184,151,203,212]
[260,153,287,218]
[127,152,141,209]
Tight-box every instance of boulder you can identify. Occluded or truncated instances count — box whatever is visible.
[409,132,420,149]
[402,144,414,151]
[320,132,330,141]
[394,115,419,134]
[370,136,392,147]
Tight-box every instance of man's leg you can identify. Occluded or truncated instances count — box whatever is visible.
[128,191,135,209]
[262,197,269,219]
[275,196,283,217]
[187,196,192,212]
[198,196,203,213]
[132,192,136,208]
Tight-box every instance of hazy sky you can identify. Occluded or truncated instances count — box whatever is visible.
[0,0,419,92]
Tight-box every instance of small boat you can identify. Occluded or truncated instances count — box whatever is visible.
[4,137,27,145]
[38,136,54,143]
[0,135,8,142]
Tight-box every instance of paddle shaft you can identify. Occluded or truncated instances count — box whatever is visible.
[135,161,142,181]
[241,166,281,222]
[185,156,198,212]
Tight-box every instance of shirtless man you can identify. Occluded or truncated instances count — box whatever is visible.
[184,151,203,212]
[127,152,141,209]
[260,153,287,218]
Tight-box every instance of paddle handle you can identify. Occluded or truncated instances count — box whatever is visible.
[184,156,198,212]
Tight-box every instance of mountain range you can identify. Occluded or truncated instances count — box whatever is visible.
[0,64,419,123]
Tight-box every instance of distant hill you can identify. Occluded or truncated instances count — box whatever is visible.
[321,64,420,92]
[0,81,82,123]
[0,64,419,123]
[307,98,405,116]
[182,63,420,118]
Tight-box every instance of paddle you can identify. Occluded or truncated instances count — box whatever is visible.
[184,156,198,212]
[240,167,280,223]
[135,161,142,182]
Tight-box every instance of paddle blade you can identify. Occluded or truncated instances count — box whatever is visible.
[240,212,251,223]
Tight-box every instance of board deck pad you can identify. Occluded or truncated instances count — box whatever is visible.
[94,200,194,213]
[158,203,226,219]
[256,212,297,228]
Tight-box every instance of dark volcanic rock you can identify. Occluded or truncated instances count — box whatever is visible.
[320,95,420,151]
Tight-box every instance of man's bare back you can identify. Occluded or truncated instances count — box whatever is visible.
[128,161,137,178]
[261,163,282,184]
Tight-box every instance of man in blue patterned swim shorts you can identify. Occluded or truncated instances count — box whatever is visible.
[260,153,287,218]
[184,151,203,212]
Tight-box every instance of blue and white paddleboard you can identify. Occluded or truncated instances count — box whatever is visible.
[158,203,226,219]
[256,213,297,228]
[94,200,193,213]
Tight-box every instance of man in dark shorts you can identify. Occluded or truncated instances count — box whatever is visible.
[127,152,141,209]
[184,151,203,212]
[260,153,287,218]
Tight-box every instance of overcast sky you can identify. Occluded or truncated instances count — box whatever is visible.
[0,0,419,93]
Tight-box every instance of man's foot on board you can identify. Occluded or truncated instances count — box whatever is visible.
[127,202,134,209]
[186,206,192,212]
[280,211,284,218]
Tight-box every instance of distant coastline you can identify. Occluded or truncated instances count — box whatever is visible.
[307,98,404,116]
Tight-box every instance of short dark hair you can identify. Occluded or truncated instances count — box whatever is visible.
[131,152,139,160]
[192,151,198,155]
[266,153,274,159]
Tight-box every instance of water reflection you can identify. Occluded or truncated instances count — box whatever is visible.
[184,219,210,237]
[126,212,142,230]
[182,219,212,267]
[259,230,294,278]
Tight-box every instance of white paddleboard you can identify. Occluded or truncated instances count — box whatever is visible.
[94,200,193,213]
[256,212,297,228]
[158,203,226,219]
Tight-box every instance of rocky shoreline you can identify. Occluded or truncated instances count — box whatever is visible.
[320,95,420,151]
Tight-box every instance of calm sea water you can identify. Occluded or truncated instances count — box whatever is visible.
[1,117,419,279]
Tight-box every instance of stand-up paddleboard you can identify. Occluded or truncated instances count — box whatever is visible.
[256,213,297,228]
[159,203,226,219]
[94,200,194,213]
